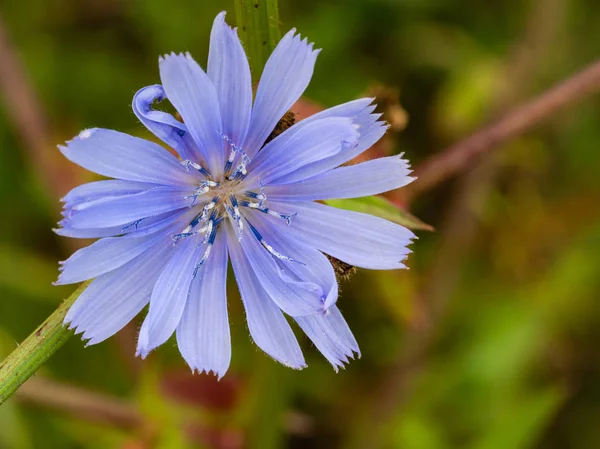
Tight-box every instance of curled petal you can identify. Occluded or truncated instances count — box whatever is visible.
[159,52,223,174]
[132,84,201,162]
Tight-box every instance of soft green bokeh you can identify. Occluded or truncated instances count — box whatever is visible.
[1,0,600,448]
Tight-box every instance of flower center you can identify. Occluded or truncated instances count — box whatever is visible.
[172,136,298,276]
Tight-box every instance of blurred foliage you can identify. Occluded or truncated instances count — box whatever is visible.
[1,0,600,448]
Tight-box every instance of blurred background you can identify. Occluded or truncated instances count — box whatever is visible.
[1,0,600,448]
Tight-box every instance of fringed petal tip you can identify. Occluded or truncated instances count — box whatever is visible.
[323,345,361,373]
[213,10,233,32]
[135,346,151,360]
[280,359,308,371]
[52,274,64,286]
[288,29,321,56]
[159,51,196,64]
[212,9,249,39]
[64,319,95,347]
[188,366,228,381]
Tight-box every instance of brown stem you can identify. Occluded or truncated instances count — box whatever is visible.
[15,377,142,430]
[406,58,600,202]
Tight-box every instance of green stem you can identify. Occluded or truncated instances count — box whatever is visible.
[0,281,89,404]
[234,0,281,81]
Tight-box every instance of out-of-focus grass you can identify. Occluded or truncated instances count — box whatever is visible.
[1,0,600,448]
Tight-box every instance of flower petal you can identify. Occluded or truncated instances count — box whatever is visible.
[55,210,187,239]
[249,213,338,309]
[62,180,158,208]
[244,117,359,187]
[237,216,329,316]
[137,236,203,358]
[132,84,202,162]
[65,236,175,345]
[265,155,414,201]
[301,98,375,125]
[176,230,230,377]
[243,30,320,157]
[295,306,360,371]
[59,128,197,186]
[159,53,223,173]
[66,186,196,229]
[208,11,252,146]
[266,201,415,270]
[227,226,306,369]
[55,231,168,285]
[272,102,387,184]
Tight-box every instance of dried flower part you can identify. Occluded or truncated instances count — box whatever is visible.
[326,255,357,281]
[265,111,296,145]
[365,83,408,132]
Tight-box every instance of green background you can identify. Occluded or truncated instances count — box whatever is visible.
[1,0,600,448]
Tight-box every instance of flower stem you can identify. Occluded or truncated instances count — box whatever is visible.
[234,0,281,81]
[0,281,89,405]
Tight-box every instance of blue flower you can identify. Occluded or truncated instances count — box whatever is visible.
[55,12,415,377]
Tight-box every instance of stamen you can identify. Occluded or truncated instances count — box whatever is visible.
[228,152,251,181]
[239,201,297,225]
[186,181,219,207]
[244,182,266,207]
[226,194,244,240]
[222,135,241,174]
[172,199,220,244]
[193,217,221,278]
[171,231,195,244]
[246,221,305,265]
[200,196,219,222]
[121,218,144,231]
[181,159,210,177]
[244,190,266,203]
[221,135,251,180]
[185,184,209,206]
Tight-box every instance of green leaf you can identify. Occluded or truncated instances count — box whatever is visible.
[234,0,280,82]
[325,196,434,231]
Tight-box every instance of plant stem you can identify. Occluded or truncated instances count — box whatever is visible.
[405,58,600,202]
[0,281,89,405]
[234,0,280,81]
